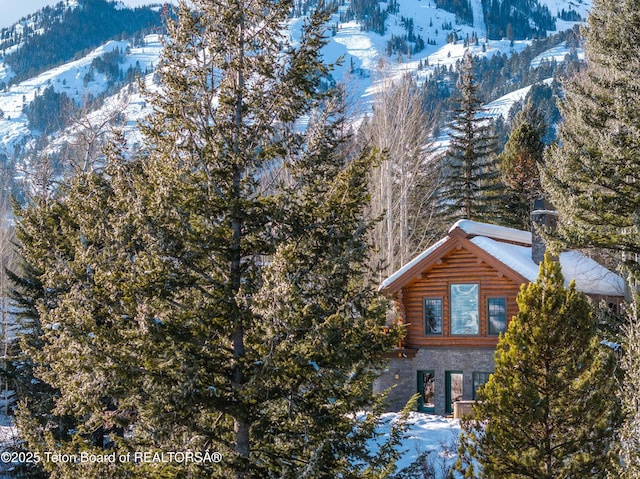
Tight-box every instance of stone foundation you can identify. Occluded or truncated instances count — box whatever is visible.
[374,347,496,415]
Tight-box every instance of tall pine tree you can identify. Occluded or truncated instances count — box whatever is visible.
[542,0,640,469]
[619,295,640,478]
[543,0,640,272]
[438,52,501,224]
[11,1,400,478]
[497,101,546,230]
[456,255,621,479]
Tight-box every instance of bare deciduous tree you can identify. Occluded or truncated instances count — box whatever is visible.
[59,92,131,175]
[361,74,444,279]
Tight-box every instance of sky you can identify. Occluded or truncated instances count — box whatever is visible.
[0,0,163,29]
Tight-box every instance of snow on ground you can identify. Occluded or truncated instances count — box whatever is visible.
[0,416,20,479]
[0,412,461,478]
[469,0,487,39]
[371,412,462,477]
[531,41,585,67]
[482,77,554,119]
[539,0,592,31]
[0,0,592,158]
[321,0,537,123]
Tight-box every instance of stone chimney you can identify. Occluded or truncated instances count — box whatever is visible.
[531,197,558,265]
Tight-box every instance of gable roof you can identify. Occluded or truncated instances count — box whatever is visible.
[381,220,625,297]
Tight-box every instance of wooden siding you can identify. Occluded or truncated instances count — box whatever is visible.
[400,247,522,348]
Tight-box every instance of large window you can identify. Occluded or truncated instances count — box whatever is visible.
[424,298,443,334]
[450,283,479,334]
[472,372,492,400]
[488,297,507,335]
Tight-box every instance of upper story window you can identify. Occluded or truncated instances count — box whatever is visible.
[450,283,479,335]
[488,297,507,335]
[424,298,443,334]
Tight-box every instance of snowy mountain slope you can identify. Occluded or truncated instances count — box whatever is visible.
[482,78,554,119]
[0,0,592,164]
[0,35,161,156]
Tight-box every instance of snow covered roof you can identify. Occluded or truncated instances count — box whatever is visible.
[471,236,625,296]
[449,219,532,245]
[381,220,625,297]
[379,236,450,291]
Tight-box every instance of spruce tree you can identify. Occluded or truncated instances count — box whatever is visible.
[456,255,621,479]
[11,1,399,478]
[619,296,640,478]
[497,101,545,230]
[542,0,640,467]
[439,52,501,224]
[543,0,640,269]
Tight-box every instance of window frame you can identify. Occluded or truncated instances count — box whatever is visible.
[445,370,464,414]
[423,297,443,335]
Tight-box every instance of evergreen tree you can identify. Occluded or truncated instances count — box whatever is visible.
[543,0,640,272]
[497,101,546,230]
[438,52,501,224]
[543,1,640,471]
[11,1,399,478]
[456,255,621,479]
[619,296,640,478]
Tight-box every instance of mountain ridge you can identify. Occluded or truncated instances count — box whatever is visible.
[0,0,590,196]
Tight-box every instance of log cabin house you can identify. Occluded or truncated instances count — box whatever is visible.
[374,216,625,416]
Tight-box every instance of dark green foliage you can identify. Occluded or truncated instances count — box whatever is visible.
[23,86,76,133]
[348,0,388,34]
[456,255,621,479]
[522,81,562,142]
[497,102,546,229]
[386,17,425,57]
[7,191,88,479]
[558,8,583,22]
[434,0,473,26]
[619,297,640,478]
[483,0,556,40]
[89,48,125,86]
[543,1,640,471]
[11,1,400,478]
[544,0,640,271]
[417,28,580,143]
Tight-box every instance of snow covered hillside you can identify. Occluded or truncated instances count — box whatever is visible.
[0,0,590,176]
[0,36,161,155]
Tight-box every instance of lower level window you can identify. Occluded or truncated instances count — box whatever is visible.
[472,372,492,400]
[417,370,435,412]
